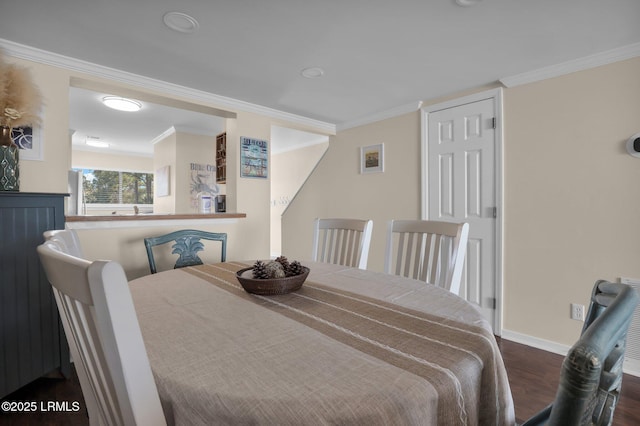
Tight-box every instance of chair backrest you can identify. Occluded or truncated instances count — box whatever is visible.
[522,280,639,426]
[144,229,227,274]
[312,218,373,269]
[384,219,469,294]
[37,240,166,426]
[43,228,84,258]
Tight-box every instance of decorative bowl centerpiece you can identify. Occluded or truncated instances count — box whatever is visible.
[236,256,309,295]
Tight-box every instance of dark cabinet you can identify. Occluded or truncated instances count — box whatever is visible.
[0,192,70,398]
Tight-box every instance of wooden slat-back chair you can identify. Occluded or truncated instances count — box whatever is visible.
[312,218,373,270]
[384,219,469,294]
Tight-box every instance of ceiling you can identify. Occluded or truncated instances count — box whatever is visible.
[2,0,640,155]
[67,86,329,156]
[68,86,227,156]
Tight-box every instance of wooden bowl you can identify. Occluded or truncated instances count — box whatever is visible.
[236,266,310,295]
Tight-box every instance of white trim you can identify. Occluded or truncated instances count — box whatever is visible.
[67,218,239,230]
[420,87,504,336]
[0,38,336,135]
[501,329,570,357]
[502,329,640,377]
[500,42,640,88]
[338,101,423,131]
[150,126,177,145]
[626,358,640,377]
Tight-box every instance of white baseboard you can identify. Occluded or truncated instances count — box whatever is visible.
[501,329,640,377]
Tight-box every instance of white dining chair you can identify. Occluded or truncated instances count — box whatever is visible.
[37,240,167,426]
[312,218,373,269]
[384,219,469,295]
[43,228,84,258]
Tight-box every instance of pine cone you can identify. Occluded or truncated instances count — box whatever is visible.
[275,255,290,271]
[252,260,269,279]
[265,261,286,278]
[287,261,304,277]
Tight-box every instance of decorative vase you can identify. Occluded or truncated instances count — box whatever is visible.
[0,126,20,191]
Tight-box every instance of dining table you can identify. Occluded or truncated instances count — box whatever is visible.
[128,261,515,426]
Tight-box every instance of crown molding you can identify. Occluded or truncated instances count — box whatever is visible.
[0,39,336,135]
[500,42,640,88]
[150,127,177,145]
[337,101,423,131]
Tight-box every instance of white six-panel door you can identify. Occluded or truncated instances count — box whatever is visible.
[425,96,499,331]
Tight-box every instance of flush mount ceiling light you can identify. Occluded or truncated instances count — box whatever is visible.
[102,96,142,112]
[301,67,325,79]
[163,11,199,33]
[85,136,109,148]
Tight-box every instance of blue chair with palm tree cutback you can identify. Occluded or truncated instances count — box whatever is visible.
[144,229,227,274]
[522,280,639,426]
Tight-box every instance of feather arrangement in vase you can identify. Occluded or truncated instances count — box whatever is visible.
[0,49,42,191]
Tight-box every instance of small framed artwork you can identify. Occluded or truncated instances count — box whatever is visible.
[155,165,170,197]
[360,143,384,174]
[240,136,268,178]
[12,126,43,161]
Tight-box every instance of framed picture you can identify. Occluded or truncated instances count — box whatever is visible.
[240,136,268,178]
[155,165,170,197]
[360,143,384,174]
[189,162,218,208]
[12,126,43,161]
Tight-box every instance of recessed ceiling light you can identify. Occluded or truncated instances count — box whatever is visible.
[301,67,325,79]
[163,11,199,33]
[102,96,142,112]
[455,0,482,6]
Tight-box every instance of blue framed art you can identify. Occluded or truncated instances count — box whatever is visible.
[240,136,268,178]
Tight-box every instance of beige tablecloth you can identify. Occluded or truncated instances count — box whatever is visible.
[129,261,515,426]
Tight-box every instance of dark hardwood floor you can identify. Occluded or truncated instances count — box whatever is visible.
[1,339,639,425]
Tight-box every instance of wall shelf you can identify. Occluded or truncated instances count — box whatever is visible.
[216,132,226,184]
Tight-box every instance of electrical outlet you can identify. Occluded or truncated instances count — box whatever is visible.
[570,303,585,321]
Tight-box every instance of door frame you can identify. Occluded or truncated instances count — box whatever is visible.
[420,87,504,335]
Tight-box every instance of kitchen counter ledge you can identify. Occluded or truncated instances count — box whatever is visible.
[65,212,246,229]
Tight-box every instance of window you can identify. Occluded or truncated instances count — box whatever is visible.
[75,168,154,207]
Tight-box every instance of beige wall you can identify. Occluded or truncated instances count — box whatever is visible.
[283,112,421,267]
[153,132,177,214]
[502,57,640,344]
[175,131,216,214]
[11,57,71,193]
[283,57,640,348]
[270,141,328,256]
[76,221,243,278]
[152,130,217,214]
